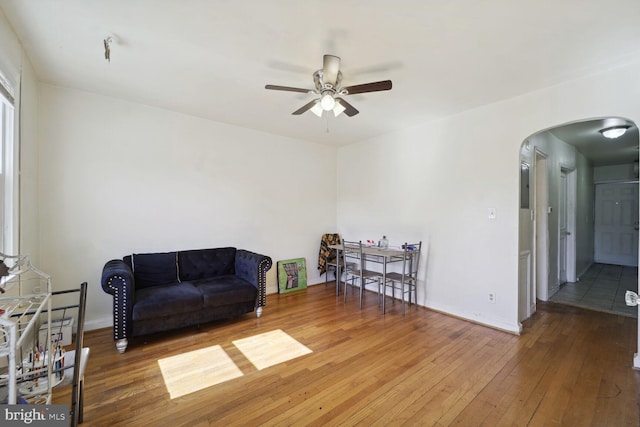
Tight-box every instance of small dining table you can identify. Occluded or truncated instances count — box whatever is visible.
[328,243,407,297]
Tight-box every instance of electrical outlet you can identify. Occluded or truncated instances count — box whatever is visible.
[488,292,496,303]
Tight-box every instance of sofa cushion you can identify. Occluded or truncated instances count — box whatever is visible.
[126,252,179,289]
[133,282,203,321]
[194,275,257,308]
[178,248,236,281]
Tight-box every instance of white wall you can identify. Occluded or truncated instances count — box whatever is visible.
[0,9,21,85]
[18,57,39,265]
[594,163,638,183]
[337,58,640,333]
[38,84,337,329]
[575,153,594,278]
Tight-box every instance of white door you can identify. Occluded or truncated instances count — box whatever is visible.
[594,182,639,267]
[559,171,568,284]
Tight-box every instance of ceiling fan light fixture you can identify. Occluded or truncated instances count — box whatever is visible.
[333,102,346,117]
[600,125,630,139]
[310,102,324,117]
[320,93,336,111]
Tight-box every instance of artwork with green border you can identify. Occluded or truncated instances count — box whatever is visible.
[277,258,307,294]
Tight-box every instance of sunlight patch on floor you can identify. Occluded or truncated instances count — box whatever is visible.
[157,330,312,398]
[232,329,312,371]
[157,345,243,399]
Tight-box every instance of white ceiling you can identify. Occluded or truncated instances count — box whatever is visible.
[548,118,639,166]
[2,0,640,153]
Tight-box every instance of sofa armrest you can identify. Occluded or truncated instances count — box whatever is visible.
[101,259,135,342]
[235,250,272,309]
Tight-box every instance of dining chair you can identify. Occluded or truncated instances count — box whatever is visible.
[382,242,421,315]
[341,240,383,309]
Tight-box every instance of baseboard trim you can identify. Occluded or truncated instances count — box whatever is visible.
[576,262,593,281]
[424,303,522,336]
[85,317,112,332]
[311,281,522,335]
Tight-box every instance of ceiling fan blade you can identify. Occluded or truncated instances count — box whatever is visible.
[265,84,312,94]
[292,99,320,115]
[323,55,341,87]
[335,98,359,117]
[342,80,392,95]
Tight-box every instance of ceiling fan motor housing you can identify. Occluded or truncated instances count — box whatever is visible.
[313,70,342,92]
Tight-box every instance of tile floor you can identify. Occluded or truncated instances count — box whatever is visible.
[550,263,638,318]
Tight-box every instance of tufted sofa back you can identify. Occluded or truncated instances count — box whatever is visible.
[124,252,178,289]
[178,247,237,281]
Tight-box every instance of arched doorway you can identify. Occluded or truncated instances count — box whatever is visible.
[518,117,639,322]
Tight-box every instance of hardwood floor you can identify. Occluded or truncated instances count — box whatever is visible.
[53,284,640,426]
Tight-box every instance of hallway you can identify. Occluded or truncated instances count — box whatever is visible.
[550,263,638,318]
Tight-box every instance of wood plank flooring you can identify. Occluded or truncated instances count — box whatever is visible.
[53,284,640,426]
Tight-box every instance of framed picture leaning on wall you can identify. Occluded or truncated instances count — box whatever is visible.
[277,258,307,294]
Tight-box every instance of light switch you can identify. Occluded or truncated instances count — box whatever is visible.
[488,208,497,220]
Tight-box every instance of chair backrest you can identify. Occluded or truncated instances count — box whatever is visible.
[401,242,422,281]
[341,239,363,275]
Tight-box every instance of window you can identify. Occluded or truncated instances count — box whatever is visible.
[0,73,16,254]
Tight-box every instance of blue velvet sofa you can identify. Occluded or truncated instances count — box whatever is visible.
[101,247,272,353]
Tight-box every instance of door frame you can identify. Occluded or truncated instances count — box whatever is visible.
[533,148,549,304]
[559,166,577,283]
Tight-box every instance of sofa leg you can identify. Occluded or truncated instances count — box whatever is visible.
[116,338,128,353]
[256,307,263,318]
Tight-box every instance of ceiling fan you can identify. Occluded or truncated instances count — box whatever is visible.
[265,54,392,118]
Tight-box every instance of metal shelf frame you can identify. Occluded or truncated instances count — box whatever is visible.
[0,253,52,404]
